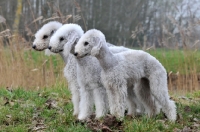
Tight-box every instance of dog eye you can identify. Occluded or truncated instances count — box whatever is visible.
[84,42,89,46]
[60,37,64,41]
[43,35,48,39]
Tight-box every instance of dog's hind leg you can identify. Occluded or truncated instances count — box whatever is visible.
[126,85,140,116]
[134,78,157,117]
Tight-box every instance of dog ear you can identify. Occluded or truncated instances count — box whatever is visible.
[91,37,102,56]
[70,39,78,54]
[50,30,55,36]
[68,31,78,54]
[68,31,77,43]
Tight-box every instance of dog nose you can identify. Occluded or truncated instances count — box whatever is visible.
[32,45,36,49]
[48,46,52,50]
[74,52,78,56]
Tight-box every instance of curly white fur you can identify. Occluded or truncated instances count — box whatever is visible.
[33,21,80,116]
[49,24,109,120]
[33,21,62,51]
[74,29,177,121]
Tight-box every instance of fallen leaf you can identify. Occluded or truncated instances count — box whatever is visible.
[192,123,200,128]
[6,115,12,118]
[173,127,181,132]
[103,114,123,128]
[181,126,192,132]
[193,118,199,122]
[85,114,123,132]
[3,97,15,106]
[184,106,191,112]
[9,101,15,106]
[45,98,58,109]
[6,86,13,92]
[3,97,9,105]
[102,125,113,132]
[32,125,46,131]
[178,113,183,120]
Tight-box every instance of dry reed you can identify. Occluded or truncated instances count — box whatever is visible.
[0,33,65,89]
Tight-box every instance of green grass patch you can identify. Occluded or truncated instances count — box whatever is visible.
[0,87,199,131]
[0,86,90,132]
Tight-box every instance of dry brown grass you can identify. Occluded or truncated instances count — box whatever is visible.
[168,73,200,94]
[0,2,72,90]
[0,33,65,89]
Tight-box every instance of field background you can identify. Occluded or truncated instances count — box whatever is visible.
[0,0,200,131]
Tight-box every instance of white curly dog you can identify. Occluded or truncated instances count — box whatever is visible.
[74,29,177,121]
[32,21,80,116]
[48,24,109,120]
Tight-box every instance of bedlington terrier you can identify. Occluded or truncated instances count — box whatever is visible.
[49,24,109,120]
[33,22,142,120]
[74,29,177,121]
[32,21,80,116]
[32,21,62,51]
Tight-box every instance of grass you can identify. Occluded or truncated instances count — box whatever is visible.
[147,49,200,92]
[0,85,90,132]
[0,42,65,89]
[147,48,200,74]
[1,42,200,91]
[0,86,199,131]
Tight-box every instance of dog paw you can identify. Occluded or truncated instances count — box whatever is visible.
[78,115,87,121]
